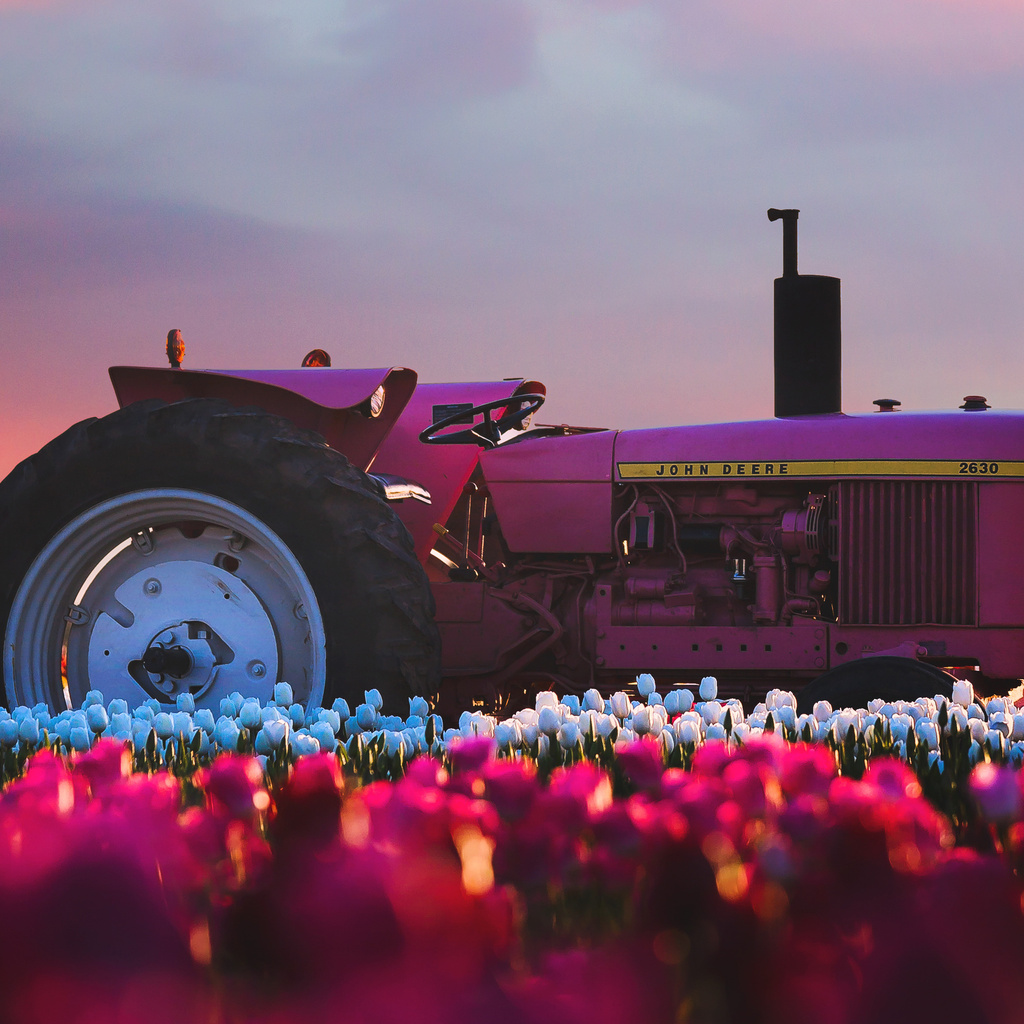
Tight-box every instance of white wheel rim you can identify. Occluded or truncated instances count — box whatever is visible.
[4,489,326,711]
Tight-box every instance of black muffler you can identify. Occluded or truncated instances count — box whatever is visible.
[769,209,842,417]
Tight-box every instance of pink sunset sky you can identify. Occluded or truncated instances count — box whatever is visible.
[2,0,1023,479]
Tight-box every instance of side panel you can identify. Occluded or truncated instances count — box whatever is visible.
[979,482,1024,626]
[481,430,617,553]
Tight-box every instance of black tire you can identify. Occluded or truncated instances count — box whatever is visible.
[0,399,440,712]
[795,656,955,715]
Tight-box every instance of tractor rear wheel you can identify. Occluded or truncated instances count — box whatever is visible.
[0,399,440,713]
[795,656,955,715]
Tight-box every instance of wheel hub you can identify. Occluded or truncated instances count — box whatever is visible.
[87,559,279,704]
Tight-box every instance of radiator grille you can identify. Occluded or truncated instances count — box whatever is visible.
[839,480,977,625]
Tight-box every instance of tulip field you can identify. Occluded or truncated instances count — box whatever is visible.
[3,676,1024,1023]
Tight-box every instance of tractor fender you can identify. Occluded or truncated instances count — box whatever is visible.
[108,366,417,472]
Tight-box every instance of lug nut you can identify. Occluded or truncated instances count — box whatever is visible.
[144,579,161,596]
[249,660,266,678]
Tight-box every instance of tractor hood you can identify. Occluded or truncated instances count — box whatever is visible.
[613,409,1024,483]
[109,366,417,471]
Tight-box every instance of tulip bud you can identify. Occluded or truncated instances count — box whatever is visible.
[286,703,304,729]
[273,681,294,706]
[675,719,702,746]
[699,676,718,701]
[632,706,652,736]
[916,719,939,750]
[494,722,516,748]
[952,678,974,707]
[0,720,19,747]
[558,721,581,749]
[151,712,172,740]
[83,689,104,708]
[535,690,558,711]
[813,700,833,722]
[659,729,676,756]
[355,703,378,731]
[663,690,682,714]
[364,688,384,711]
[215,718,241,751]
[194,708,216,734]
[609,691,631,720]
[582,688,603,713]
[18,716,39,745]
[69,725,92,752]
[109,712,132,737]
[705,722,727,743]
[408,695,429,719]
[560,694,581,716]
[175,692,196,714]
[647,691,663,707]
[171,711,193,737]
[538,706,561,737]
[596,713,617,739]
[86,704,109,734]
[636,673,656,697]
[309,721,337,752]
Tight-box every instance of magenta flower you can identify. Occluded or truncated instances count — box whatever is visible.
[616,738,664,791]
[970,762,1024,823]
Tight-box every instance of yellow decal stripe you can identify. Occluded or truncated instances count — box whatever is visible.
[617,460,1024,480]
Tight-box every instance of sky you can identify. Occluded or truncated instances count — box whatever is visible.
[2,0,1024,479]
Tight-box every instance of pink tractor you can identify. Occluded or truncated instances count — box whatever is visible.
[2,211,1021,716]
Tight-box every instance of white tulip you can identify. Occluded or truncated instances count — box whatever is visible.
[969,719,988,743]
[595,714,617,739]
[83,690,104,708]
[263,719,288,748]
[952,678,975,707]
[86,705,109,734]
[1011,743,1024,768]
[175,692,196,714]
[535,691,558,711]
[18,717,40,745]
[70,726,92,752]
[193,709,216,734]
[675,719,702,746]
[632,707,653,736]
[364,688,384,711]
[582,688,603,712]
[732,723,752,743]
[537,706,561,736]
[133,723,154,749]
[609,692,631,719]
[813,700,833,722]
[521,723,539,745]
[659,730,676,756]
[647,691,663,707]
[287,704,305,729]
[968,740,983,765]
[989,711,1010,737]
[310,721,337,752]
[239,700,262,729]
[699,676,718,701]
[701,700,723,726]
[171,711,193,737]
[777,705,797,731]
[219,698,236,719]
[331,697,351,719]
[110,713,132,736]
[214,718,241,751]
[949,706,969,731]
[967,703,985,721]
[558,721,581,749]
[1012,714,1024,742]
[915,719,939,750]
[705,722,727,743]
[636,673,656,697]
[494,722,518,749]
[355,703,378,731]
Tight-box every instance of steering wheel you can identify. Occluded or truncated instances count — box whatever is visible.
[419,394,546,449]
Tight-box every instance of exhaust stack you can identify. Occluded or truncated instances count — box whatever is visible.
[769,209,842,417]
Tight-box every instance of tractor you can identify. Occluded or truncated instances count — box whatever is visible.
[3,210,1022,717]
